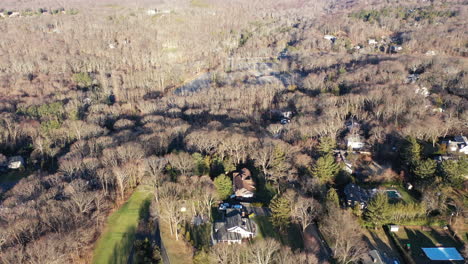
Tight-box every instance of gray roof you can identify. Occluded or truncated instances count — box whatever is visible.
[344,183,373,207]
[213,209,256,242]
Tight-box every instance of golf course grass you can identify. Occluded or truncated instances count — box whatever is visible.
[92,187,152,264]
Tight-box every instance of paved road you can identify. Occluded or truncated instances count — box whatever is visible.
[154,219,170,264]
[304,223,333,264]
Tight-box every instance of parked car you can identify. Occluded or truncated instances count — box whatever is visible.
[232,204,243,209]
[219,203,230,210]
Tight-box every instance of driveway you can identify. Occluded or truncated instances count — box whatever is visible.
[304,223,332,264]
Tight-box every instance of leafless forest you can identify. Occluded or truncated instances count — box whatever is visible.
[0,0,466,263]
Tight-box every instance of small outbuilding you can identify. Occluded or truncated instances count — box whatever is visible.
[8,156,24,169]
[389,225,399,232]
[347,135,365,150]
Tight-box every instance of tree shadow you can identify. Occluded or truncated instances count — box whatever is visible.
[110,225,137,264]
[401,227,436,264]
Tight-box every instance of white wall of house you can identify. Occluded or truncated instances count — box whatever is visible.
[348,141,364,149]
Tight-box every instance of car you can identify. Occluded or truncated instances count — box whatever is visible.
[219,203,230,210]
[393,261,400,264]
[232,204,242,209]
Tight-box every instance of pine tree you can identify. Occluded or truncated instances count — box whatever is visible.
[403,136,421,167]
[312,154,340,184]
[326,188,340,207]
[441,158,468,187]
[214,174,233,200]
[365,192,390,228]
[270,195,291,230]
[318,137,336,155]
[413,159,436,182]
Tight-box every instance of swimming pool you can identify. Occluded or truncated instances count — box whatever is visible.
[386,190,402,199]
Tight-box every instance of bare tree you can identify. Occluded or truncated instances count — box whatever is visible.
[145,156,168,188]
[166,152,194,175]
[248,238,281,264]
[292,195,321,233]
[321,209,367,264]
[65,179,96,214]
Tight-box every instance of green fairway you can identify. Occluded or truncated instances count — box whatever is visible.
[92,187,152,264]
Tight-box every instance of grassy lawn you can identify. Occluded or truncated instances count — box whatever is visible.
[92,188,152,264]
[253,216,303,250]
[393,226,464,264]
[160,221,194,264]
[0,169,31,184]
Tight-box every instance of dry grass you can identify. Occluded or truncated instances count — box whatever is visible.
[160,220,194,264]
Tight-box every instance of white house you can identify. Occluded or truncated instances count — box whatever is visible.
[347,135,365,150]
[147,9,157,15]
[368,39,378,45]
[454,136,468,154]
[9,12,20,18]
[213,209,256,244]
[324,35,336,42]
[444,136,468,154]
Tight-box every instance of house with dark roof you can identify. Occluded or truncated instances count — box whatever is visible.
[212,208,257,244]
[344,183,376,209]
[233,168,256,198]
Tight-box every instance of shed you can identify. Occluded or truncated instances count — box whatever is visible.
[422,247,464,261]
[389,225,399,232]
[8,156,24,169]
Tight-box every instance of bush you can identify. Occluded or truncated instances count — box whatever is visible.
[72,72,92,87]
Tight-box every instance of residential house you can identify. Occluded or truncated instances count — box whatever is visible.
[454,135,468,154]
[336,151,353,173]
[9,12,20,18]
[344,183,376,209]
[390,45,403,53]
[368,39,378,45]
[233,168,256,198]
[212,208,256,244]
[347,135,365,150]
[443,136,468,154]
[324,35,336,43]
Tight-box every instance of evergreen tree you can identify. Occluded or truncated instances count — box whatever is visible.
[402,136,421,167]
[441,158,468,187]
[326,188,340,207]
[222,157,236,174]
[413,159,436,182]
[193,250,211,264]
[312,154,340,184]
[270,195,292,230]
[271,145,288,176]
[213,174,233,200]
[318,137,336,155]
[365,193,390,228]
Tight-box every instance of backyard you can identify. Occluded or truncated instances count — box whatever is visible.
[253,215,303,250]
[393,226,465,264]
[159,220,194,264]
[92,187,152,264]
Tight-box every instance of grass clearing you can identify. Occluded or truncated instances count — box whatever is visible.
[0,169,31,184]
[253,216,303,250]
[160,220,194,264]
[92,187,152,264]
